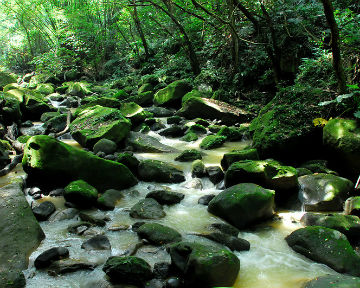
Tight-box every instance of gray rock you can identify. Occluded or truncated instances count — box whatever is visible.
[206,166,224,184]
[198,194,215,205]
[126,131,178,153]
[32,201,56,221]
[48,259,96,275]
[130,198,166,219]
[97,189,124,210]
[81,235,111,251]
[146,190,184,205]
[138,160,185,183]
[304,275,360,288]
[34,247,69,269]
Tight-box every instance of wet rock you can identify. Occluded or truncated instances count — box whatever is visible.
[168,241,239,287]
[200,135,226,150]
[200,232,250,251]
[150,121,166,131]
[296,168,313,176]
[78,212,107,227]
[159,126,186,138]
[34,247,69,269]
[177,96,252,125]
[49,188,64,197]
[64,180,98,208]
[206,166,224,184]
[22,135,138,191]
[97,189,124,210]
[300,213,360,242]
[126,131,178,153]
[103,256,152,285]
[198,194,215,205]
[298,173,353,211]
[191,160,206,178]
[153,262,172,279]
[145,106,175,117]
[35,83,54,95]
[146,190,185,205]
[167,116,182,125]
[19,123,46,136]
[116,152,139,175]
[93,138,117,155]
[183,178,203,190]
[21,120,33,127]
[49,208,78,222]
[208,183,275,229]
[299,159,337,175]
[70,105,131,148]
[180,131,198,142]
[0,181,45,287]
[186,123,207,135]
[137,223,182,245]
[44,114,67,133]
[175,149,202,162]
[131,222,146,232]
[130,198,166,219]
[68,222,93,235]
[285,226,360,276]
[81,235,111,251]
[138,160,185,183]
[221,148,259,171]
[144,279,165,288]
[304,275,360,288]
[216,126,248,141]
[209,223,239,237]
[23,91,53,120]
[153,80,192,107]
[165,277,183,288]
[48,259,96,275]
[119,102,153,126]
[32,201,56,221]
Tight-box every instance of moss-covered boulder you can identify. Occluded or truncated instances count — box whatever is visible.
[145,190,184,205]
[119,102,152,126]
[0,181,45,287]
[175,149,202,162]
[40,111,60,122]
[216,126,248,141]
[43,114,67,133]
[249,86,326,161]
[323,118,360,178]
[126,131,178,153]
[178,96,252,125]
[208,183,275,229]
[200,135,226,150]
[301,213,360,241]
[62,81,92,97]
[285,226,360,276]
[130,198,165,219]
[0,70,17,89]
[103,256,152,285]
[137,223,182,245]
[64,180,98,208]
[70,105,131,148]
[181,131,198,142]
[3,82,21,92]
[224,160,298,191]
[221,148,259,170]
[0,92,22,124]
[192,159,206,178]
[5,88,25,102]
[22,135,138,191]
[298,173,353,211]
[93,138,117,155]
[134,91,154,107]
[23,91,53,120]
[35,83,54,95]
[168,241,240,287]
[138,83,153,94]
[138,160,185,183]
[153,80,192,107]
[186,123,207,135]
[304,275,360,288]
[97,189,123,210]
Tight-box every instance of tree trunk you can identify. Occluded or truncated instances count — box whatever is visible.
[320,0,347,93]
[132,0,150,59]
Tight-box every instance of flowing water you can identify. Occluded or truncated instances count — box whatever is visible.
[1,120,339,288]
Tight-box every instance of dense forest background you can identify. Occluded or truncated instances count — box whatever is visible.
[0,0,359,114]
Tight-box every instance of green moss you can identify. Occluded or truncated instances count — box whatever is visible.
[35,83,54,95]
[200,135,226,150]
[0,71,17,89]
[137,223,182,245]
[153,80,192,106]
[221,148,259,170]
[16,135,31,144]
[187,123,207,135]
[182,89,203,104]
[64,179,98,207]
[181,132,198,142]
[216,126,247,141]
[138,83,153,94]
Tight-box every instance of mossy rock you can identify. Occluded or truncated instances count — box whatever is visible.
[175,149,202,162]
[181,89,203,104]
[200,135,226,150]
[64,180,98,208]
[1,92,22,124]
[43,114,67,133]
[113,89,128,100]
[0,71,17,89]
[145,190,184,205]
[221,148,260,170]
[119,102,152,126]
[323,118,360,178]
[17,135,31,144]
[137,223,182,245]
[304,275,360,288]
[168,241,240,287]
[70,105,131,148]
[66,81,92,97]
[35,83,54,95]
[3,83,21,92]
[138,83,153,94]
[345,196,360,217]
[181,131,198,142]
[285,226,360,276]
[153,80,192,107]
[134,91,154,107]
[217,126,248,141]
[103,256,152,285]
[138,160,185,183]
[97,189,124,210]
[40,111,61,122]
[28,74,52,88]
[186,123,207,135]
[126,131,178,153]
[75,98,122,115]
[192,159,206,178]
[298,173,353,211]
[23,91,53,120]
[5,88,25,103]
[130,198,165,219]
[208,183,275,229]
[22,135,138,191]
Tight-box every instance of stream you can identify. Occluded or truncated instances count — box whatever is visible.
[1,117,339,288]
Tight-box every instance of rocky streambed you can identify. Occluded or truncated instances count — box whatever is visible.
[1,73,360,288]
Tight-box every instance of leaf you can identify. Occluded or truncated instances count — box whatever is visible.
[313,118,328,127]
[336,93,354,103]
[354,111,360,118]
[347,84,360,90]
[318,100,334,106]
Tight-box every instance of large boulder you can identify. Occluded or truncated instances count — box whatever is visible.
[298,173,353,211]
[137,223,182,245]
[118,102,152,126]
[70,105,131,148]
[22,135,138,191]
[126,131,178,153]
[168,241,240,287]
[304,275,360,288]
[224,160,298,191]
[200,135,226,150]
[177,96,252,125]
[323,118,360,178]
[34,247,69,269]
[153,80,192,107]
[138,160,185,183]
[23,91,53,120]
[208,183,275,229]
[0,180,45,287]
[0,92,22,124]
[285,226,360,276]
[301,213,360,241]
[0,71,17,89]
[221,148,259,170]
[103,256,152,285]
